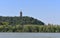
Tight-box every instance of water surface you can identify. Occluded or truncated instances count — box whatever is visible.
[0,33,60,38]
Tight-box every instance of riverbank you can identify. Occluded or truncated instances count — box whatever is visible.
[0,25,60,32]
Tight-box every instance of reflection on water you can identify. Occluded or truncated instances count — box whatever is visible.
[0,33,60,38]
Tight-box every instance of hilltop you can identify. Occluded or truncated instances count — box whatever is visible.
[0,16,44,25]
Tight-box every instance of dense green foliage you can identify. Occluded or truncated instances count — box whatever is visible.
[0,16,60,32]
[0,16,44,25]
[0,25,60,32]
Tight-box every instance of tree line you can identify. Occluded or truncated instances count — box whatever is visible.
[0,24,60,32]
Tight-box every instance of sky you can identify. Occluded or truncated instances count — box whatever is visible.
[0,0,60,25]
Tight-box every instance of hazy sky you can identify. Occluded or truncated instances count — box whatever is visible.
[0,0,60,25]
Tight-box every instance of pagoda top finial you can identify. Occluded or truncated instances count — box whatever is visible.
[20,10,22,12]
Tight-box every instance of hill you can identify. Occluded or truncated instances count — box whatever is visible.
[0,16,44,25]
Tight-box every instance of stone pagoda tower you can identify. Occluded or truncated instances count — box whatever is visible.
[20,11,22,18]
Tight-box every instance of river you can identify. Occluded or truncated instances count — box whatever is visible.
[0,33,60,38]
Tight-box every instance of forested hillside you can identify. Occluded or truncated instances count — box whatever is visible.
[0,16,44,25]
